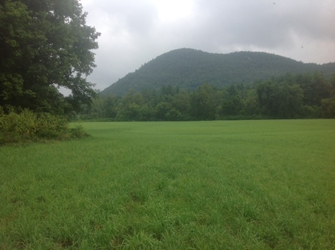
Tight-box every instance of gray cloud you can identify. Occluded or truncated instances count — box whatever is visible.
[81,0,335,91]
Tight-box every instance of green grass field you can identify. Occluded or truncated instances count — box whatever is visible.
[1,120,335,249]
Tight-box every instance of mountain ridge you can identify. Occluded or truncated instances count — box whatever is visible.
[101,48,335,96]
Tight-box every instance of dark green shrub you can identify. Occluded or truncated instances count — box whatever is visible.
[35,113,68,139]
[69,125,90,139]
[0,107,36,143]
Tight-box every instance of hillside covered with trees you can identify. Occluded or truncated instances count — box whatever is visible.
[85,72,335,120]
[101,48,335,96]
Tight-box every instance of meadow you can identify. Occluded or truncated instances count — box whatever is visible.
[0,120,334,249]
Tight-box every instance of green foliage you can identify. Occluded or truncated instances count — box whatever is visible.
[0,107,89,144]
[221,85,245,116]
[69,125,90,139]
[190,83,218,120]
[298,72,331,107]
[1,120,334,249]
[0,0,100,114]
[101,48,335,96]
[321,97,335,118]
[86,71,335,121]
[256,80,304,118]
[0,106,39,143]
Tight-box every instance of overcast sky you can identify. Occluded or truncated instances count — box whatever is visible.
[80,0,335,91]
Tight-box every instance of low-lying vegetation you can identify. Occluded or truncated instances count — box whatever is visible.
[0,120,334,249]
[0,107,89,145]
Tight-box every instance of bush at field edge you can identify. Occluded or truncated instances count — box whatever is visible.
[0,107,89,144]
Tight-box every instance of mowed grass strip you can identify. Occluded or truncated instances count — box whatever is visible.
[1,120,334,249]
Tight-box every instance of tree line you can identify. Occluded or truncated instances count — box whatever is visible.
[83,72,335,121]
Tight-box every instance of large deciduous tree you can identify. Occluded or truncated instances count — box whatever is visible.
[0,0,100,114]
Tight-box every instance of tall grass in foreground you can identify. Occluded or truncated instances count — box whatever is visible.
[1,120,335,249]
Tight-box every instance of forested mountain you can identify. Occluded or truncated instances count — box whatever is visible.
[101,48,335,96]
